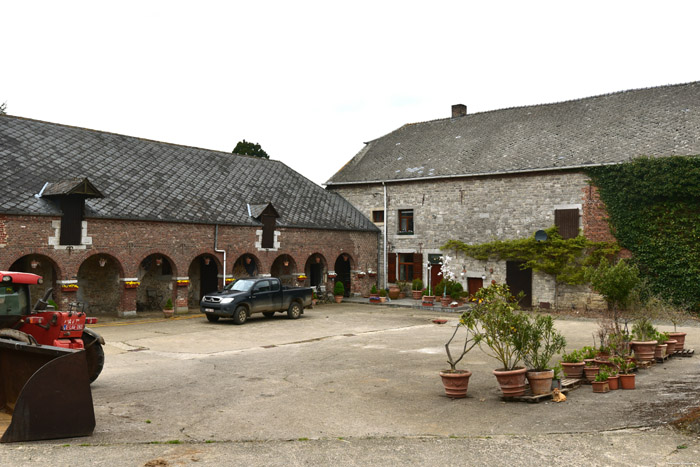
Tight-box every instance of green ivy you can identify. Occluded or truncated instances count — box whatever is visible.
[586,156,700,310]
[442,227,619,285]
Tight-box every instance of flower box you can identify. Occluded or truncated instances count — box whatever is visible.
[176,280,189,287]
[61,284,79,292]
[123,281,140,289]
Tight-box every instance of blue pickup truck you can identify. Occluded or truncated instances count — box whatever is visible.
[200,277,313,324]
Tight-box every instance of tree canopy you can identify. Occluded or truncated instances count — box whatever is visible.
[232,140,269,159]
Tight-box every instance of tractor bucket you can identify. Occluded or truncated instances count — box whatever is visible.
[0,337,95,443]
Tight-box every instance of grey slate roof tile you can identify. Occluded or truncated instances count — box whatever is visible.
[326,82,700,185]
[0,115,378,233]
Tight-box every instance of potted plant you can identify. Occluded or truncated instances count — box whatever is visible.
[607,368,620,390]
[523,314,567,395]
[631,317,657,362]
[396,281,409,299]
[439,315,479,398]
[467,282,530,397]
[388,284,400,300]
[654,330,669,359]
[614,357,636,389]
[312,291,318,306]
[333,281,345,303]
[560,349,585,379]
[411,278,424,300]
[163,298,174,318]
[592,368,610,393]
[583,361,600,383]
[369,284,380,303]
[551,364,563,391]
[663,298,688,351]
[422,287,435,306]
[379,288,387,303]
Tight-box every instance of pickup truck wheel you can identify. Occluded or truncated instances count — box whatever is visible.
[232,306,248,325]
[287,302,302,319]
[206,314,219,323]
[263,311,275,318]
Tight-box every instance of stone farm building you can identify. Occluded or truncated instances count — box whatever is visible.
[0,115,379,316]
[326,82,700,310]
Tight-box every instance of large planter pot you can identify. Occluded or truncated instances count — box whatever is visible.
[439,370,472,398]
[163,309,174,318]
[526,370,554,396]
[668,332,686,351]
[665,339,677,355]
[412,290,423,300]
[583,365,600,383]
[592,380,610,393]
[493,367,527,397]
[334,295,343,304]
[369,294,380,303]
[607,375,620,390]
[422,296,435,307]
[619,373,636,389]
[441,297,451,307]
[388,285,400,300]
[631,340,658,362]
[561,361,585,379]
[654,344,667,359]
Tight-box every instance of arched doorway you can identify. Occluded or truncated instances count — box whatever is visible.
[232,254,261,278]
[9,254,59,305]
[77,254,121,314]
[271,254,296,286]
[334,253,353,297]
[188,254,220,307]
[305,253,327,289]
[137,254,175,311]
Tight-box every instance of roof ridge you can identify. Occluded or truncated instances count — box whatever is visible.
[0,113,272,163]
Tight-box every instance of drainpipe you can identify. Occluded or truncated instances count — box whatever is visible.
[214,224,226,287]
[383,182,387,289]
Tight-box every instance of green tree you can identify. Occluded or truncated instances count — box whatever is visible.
[232,140,269,159]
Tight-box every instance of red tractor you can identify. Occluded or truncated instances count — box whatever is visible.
[1,270,103,442]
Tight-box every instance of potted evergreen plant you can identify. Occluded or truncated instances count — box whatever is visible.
[592,368,610,393]
[333,281,345,303]
[422,287,435,306]
[560,349,585,379]
[379,288,387,303]
[163,298,174,318]
[411,278,424,300]
[369,284,380,303]
[523,314,567,395]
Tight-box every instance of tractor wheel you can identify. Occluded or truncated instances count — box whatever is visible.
[206,314,220,323]
[262,311,275,318]
[232,306,248,325]
[82,331,105,383]
[0,329,38,345]
[287,302,302,319]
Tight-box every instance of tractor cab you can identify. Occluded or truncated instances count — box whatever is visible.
[0,271,40,328]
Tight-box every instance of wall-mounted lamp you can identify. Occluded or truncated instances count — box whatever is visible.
[30,259,40,269]
[155,257,162,266]
[204,257,211,266]
[99,257,107,267]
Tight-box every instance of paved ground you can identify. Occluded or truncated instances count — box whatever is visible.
[1,302,700,466]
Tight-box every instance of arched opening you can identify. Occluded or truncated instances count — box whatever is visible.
[137,254,175,311]
[188,254,220,307]
[305,253,327,289]
[270,254,296,286]
[77,254,122,314]
[334,253,353,297]
[232,254,261,278]
[9,254,59,306]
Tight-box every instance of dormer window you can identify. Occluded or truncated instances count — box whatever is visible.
[248,202,281,250]
[41,178,104,246]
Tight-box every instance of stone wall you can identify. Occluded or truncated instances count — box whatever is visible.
[0,214,378,314]
[330,170,614,311]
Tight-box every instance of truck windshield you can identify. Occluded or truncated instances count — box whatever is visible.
[0,284,29,316]
[223,280,254,292]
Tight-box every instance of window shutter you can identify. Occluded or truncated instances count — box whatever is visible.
[59,197,84,245]
[412,253,423,280]
[387,253,397,283]
[555,209,580,239]
[261,215,276,248]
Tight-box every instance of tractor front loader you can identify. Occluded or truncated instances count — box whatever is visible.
[0,271,100,442]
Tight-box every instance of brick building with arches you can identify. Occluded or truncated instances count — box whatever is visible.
[0,115,379,316]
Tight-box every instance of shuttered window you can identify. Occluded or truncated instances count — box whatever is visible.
[261,215,276,248]
[387,253,397,283]
[59,197,84,245]
[555,209,580,239]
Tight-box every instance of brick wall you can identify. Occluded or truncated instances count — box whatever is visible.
[0,214,378,314]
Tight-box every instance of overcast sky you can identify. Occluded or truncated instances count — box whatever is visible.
[3,1,699,185]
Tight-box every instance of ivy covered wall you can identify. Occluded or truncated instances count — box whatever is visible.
[586,156,700,310]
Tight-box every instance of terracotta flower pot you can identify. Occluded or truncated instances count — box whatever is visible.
[592,380,610,393]
[441,297,451,307]
[631,340,658,362]
[561,361,585,379]
[163,309,174,318]
[334,295,343,304]
[665,339,677,355]
[422,296,435,307]
[619,373,636,389]
[412,290,422,300]
[526,370,554,396]
[388,285,400,300]
[439,370,472,398]
[583,365,600,383]
[668,332,686,351]
[654,344,667,359]
[607,375,620,390]
[493,367,527,397]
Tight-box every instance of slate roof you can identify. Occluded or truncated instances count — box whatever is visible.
[0,115,378,232]
[326,82,700,186]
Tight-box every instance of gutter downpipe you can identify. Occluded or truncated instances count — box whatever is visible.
[214,224,227,287]
[383,182,387,290]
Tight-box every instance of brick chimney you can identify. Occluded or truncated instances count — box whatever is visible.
[452,104,467,118]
